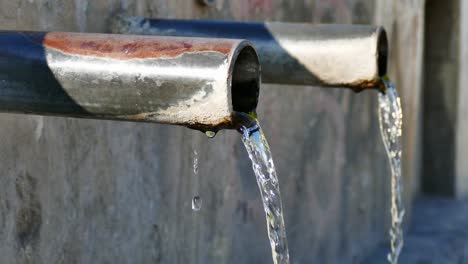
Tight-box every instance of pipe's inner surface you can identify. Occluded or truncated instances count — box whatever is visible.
[231,46,260,113]
[378,28,389,77]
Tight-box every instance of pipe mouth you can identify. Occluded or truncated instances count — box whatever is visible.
[231,44,261,113]
[377,27,388,77]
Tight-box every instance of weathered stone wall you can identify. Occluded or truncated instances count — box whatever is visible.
[0,0,424,263]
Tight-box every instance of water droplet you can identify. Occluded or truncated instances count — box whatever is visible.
[205,131,216,138]
[193,150,199,176]
[192,196,202,211]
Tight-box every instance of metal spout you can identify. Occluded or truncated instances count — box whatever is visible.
[0,31,260,131]
[111,16,388,92]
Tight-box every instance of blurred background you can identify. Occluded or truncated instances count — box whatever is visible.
[0,0,467,263]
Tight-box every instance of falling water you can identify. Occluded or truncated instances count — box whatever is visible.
[238,112,290,264]
[192,149,202,211]
[192,196,202,211]
[193,149,199,176]
[378,77,404,264]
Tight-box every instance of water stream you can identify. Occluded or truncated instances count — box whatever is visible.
[378,78,405,264]
[201,77,402,264]
[238,113,290,264]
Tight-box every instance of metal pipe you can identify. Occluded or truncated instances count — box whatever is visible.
[111,16,388,92]
[0,31,260,131]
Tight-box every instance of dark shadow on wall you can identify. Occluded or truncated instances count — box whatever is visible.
[422,0,460,196]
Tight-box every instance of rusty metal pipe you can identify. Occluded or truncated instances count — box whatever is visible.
[111,16,388,92]
[0,31,260,131]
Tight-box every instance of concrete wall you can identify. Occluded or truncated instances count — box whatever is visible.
[0,0,424,263]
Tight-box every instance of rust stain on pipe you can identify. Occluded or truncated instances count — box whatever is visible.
[0,31,261,130]
[43,32,234,59]
[348,79,385,93]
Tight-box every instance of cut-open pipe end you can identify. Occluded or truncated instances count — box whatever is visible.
[377,27,388,78]
[0,31,260,131]
[111,15,389,92]
[346,25,388,92]
[375,27,388,93]
[195,42,261,131]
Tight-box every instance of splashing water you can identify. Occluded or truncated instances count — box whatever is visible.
[378,78,404,264]
[238,113,290,264]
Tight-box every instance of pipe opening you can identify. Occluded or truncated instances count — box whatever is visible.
[231,45,260,113]
[377,27,389,77]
